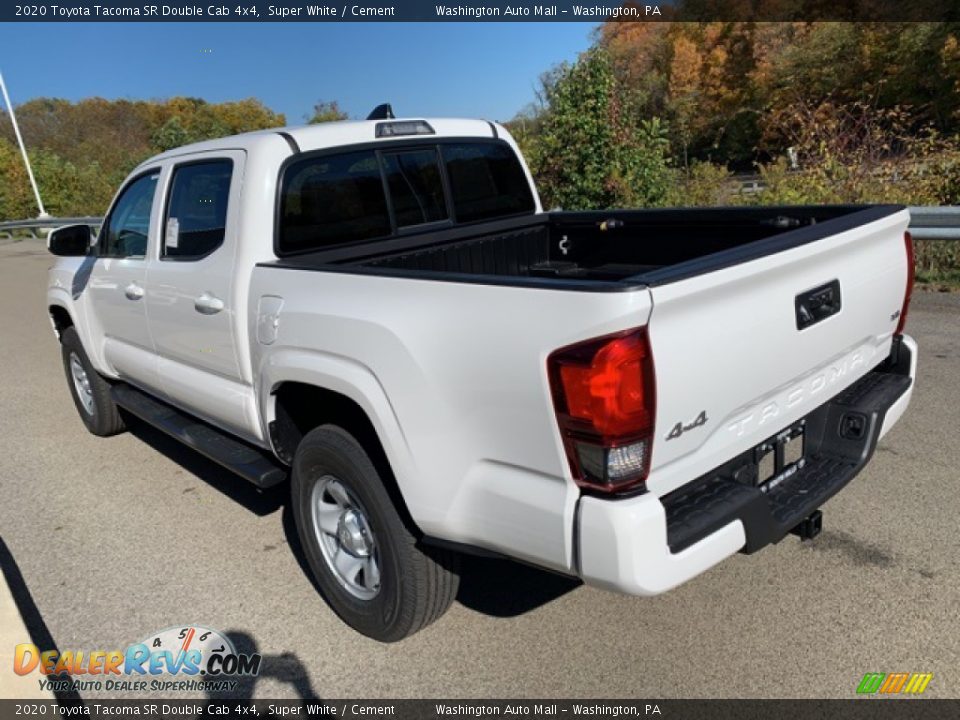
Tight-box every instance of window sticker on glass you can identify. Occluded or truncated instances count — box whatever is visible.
[166,217,180,249]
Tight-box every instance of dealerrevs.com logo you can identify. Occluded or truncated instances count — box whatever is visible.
[856,672,934,695]
[14,625,261,694]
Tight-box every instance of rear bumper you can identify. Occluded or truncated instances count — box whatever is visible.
[577,334,916,596]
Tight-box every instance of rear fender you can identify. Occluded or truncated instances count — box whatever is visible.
[258,347,416,500]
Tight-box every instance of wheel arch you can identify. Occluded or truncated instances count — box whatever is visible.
[268,377,421,535]
[48,303,75,340]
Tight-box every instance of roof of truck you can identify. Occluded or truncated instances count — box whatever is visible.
[141,117,502,166]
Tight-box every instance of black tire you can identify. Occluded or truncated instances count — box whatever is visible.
[60,327,125,437]
[291,425,459,642]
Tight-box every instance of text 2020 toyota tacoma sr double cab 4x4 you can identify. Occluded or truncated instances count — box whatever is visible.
[47,113,917,641]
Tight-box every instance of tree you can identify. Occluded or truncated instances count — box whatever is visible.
[0,139,36,219]
[151,116,191,152]
[307,100,348,124]
[667,34,702,171]
[530,48,672,210]
[213,98,287,134]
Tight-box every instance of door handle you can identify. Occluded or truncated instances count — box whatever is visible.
[194,292,224,315]
[124,282,144,301]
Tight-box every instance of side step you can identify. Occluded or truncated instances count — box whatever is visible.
[111,384,287,489]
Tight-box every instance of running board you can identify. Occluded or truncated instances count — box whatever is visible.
[111,384,287,489]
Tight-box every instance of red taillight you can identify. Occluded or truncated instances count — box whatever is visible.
[896,231,915,335]
[548,328,656,494]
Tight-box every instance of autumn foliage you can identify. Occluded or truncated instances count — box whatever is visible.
[0,97,285,220]
[511,18,960,284]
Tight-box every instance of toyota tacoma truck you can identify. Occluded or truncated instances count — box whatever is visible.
[46,111,917,641]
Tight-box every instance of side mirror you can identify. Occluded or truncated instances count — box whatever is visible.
[48,224,93,257]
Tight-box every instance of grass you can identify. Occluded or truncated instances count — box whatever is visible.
[914,239,960,291]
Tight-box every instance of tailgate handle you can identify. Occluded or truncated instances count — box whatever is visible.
[795,280,841,330]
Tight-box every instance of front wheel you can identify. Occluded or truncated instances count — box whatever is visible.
[291,425,459,642]
[60,327,125,437]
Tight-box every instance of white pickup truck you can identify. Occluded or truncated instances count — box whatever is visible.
[46,111,917,641]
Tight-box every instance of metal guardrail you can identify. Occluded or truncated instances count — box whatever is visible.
[0,208,958,241]
[904,207,960,240]
[0,216,102,240]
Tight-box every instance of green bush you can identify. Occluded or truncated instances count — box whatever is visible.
[661,161,740,207]
[529,49,673,210]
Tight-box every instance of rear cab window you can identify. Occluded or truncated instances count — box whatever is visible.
[381,149,448,228]
[441,143,534,223]
[276,140,534,256]
[279,151,391,255]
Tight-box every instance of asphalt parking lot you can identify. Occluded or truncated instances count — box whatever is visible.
[1,237,958,699]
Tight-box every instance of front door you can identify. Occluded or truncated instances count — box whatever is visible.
[86,169,162,393]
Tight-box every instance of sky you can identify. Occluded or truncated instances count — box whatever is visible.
[1,23,597,123]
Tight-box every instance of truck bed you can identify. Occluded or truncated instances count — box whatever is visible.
[269,205,905,289]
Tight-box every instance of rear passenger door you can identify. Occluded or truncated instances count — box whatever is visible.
[145,152,254,437]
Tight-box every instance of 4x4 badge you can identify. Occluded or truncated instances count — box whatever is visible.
[666,411,708,440]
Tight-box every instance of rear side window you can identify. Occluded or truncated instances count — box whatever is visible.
[442,143,534,223]
[381,149,448,228]
[279,150,390,254]
[163,160,233,260]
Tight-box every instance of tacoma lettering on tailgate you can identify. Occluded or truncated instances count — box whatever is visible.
[726,345,878,439]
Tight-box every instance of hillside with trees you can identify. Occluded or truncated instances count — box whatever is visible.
[506,18,960,284]
[511,20,960,207]
[0,97,285,220]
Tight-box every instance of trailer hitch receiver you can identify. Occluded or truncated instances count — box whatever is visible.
[790,509,823,541]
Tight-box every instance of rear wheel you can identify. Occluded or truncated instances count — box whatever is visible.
[291,425,459,642]
[60,327,125,437]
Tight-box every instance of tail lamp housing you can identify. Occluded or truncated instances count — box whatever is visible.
[896,231,915,335]
[548,327,656,495]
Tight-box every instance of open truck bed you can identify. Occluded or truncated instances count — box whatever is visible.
[270,204,904,290]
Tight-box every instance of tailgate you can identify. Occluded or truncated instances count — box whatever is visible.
[645,206,910,496]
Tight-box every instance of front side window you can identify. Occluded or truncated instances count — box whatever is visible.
[442,143,535,223]
[381,149,448,228]
[279,150,391,254]
[163,160,233,260]
[100,172,159,258]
